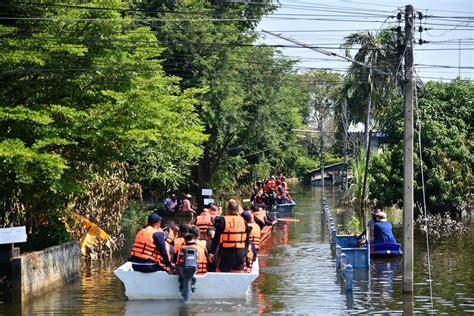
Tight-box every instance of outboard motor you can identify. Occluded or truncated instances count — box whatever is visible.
[178,248,197,302]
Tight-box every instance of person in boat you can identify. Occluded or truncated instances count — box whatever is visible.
[195,208,214,241]
[176,230,208,275]
[163,193,178,213]
[250,204,273,230]
[189,225,207,250]
[373,212,397,244]
[163,221,179,245]
[209,200,250,273]
[264,176,276,193]
[208,203,221,217]
[357,209,382,246]
[277,181,290,204]
[129,213,174,273]
[173,224,190,259]
[242,211,260,271]
[179,194,196,220]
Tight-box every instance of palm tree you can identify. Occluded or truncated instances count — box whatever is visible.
[340,29,401,215]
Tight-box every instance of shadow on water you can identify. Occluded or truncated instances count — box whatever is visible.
[1,184,473,314]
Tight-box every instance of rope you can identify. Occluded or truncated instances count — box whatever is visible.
[414,72,434,312]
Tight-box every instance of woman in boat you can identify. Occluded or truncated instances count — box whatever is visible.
[373,212,397,244]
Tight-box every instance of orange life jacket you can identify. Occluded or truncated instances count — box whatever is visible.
[130,226,169,270]
[246,243,258,271]
[196,212,213,240]
[177,243,208,274]
[164,228,175,245]
[220,215,247,249]
[173,237,185,256]
[248,222,261,250]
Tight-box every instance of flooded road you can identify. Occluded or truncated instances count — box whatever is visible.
[1,185,473,314]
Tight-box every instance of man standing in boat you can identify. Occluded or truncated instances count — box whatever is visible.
[209,200,250,272]
[129,213,174,273]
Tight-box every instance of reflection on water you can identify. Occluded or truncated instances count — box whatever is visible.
[1,185,473,314]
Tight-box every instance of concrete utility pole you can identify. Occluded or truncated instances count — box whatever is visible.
[403,4,415,294]
[320,113,325,205]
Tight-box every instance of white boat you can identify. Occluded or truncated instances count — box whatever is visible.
[114,258,260,300]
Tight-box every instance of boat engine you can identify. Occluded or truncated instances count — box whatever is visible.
[178,248,197,302]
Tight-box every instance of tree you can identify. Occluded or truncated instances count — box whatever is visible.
[0,1,206,248]
[340,29,401,213]
[369,80,473,218]
[135,1,308,196]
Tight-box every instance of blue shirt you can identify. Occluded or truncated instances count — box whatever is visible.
[373,221,397,244]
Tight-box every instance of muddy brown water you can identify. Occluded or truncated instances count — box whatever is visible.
[1,186,473,315]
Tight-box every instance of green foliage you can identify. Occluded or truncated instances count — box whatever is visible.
[135,1,308,192]
[350,150,369,205]
[0,1,206,250]
[369,80,473,217]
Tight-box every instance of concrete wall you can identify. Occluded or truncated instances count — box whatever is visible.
[11,241,80,302]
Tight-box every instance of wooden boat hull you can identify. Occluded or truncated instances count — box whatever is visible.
[275,201,296,213]
[370,242,403,256]
[115,258,259,300]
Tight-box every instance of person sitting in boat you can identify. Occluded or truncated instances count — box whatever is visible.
[163,193,178,213]
[357,209,382,246]
[195,208,214,241]
[179,194,196,220]
[189,225,207,250]
[163,221,179,245]
[208,203,221,217]
[277,182,292,204]
[176,230,208,275]
[264,176,276,193]
[242,211,260,271]
[129,213,174,273]
[250,204,273,230]
[209,200,250,273]
[173,224,190,259]
[373,212,397,244]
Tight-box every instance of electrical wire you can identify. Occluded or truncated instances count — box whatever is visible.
[413,71,434,314]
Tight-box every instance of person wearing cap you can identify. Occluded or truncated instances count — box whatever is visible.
[357,209,382,244]
[373,212,397,244]
[129,213,174,273]
[176,229,209,275]
[209,200,250,272]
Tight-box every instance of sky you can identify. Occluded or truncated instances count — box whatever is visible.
[256,0,474,82]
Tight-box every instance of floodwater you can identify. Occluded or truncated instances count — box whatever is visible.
[1,185,473,315]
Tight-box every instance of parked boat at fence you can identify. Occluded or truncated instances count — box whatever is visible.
[370,242,403,256]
